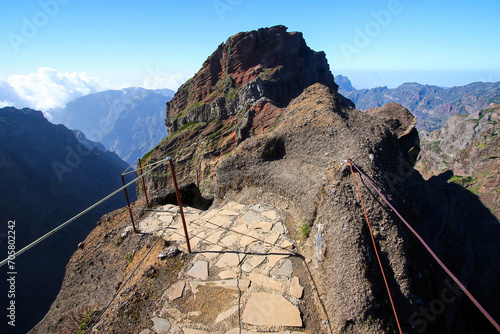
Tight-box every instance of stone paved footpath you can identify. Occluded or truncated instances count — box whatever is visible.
[137,201,315,334]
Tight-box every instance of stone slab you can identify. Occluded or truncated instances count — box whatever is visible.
[253,221,273,232]
[203,245,224,260]
[241,211,261,224]
[274,222,286,234]
[240,230,260,247]
[185,213,202,221]
[266,249,290,270]
[182,328,208,334]
[187,261,208,280]
[205,230,224,244]
[178,236,201,253]
[265,230,280,245]
[223,201,246,211]
[248,272,284,292]
[275,259,293,277]
[152,317,171,332]
[210,215,233,228]
[215,252,243,268]
[166,280,185,301]
[290,276,304,299]
[157,214,175,224]
[189,235,202,249]
[169,230,186,242]
[241,292,302,327]
[248,243,266,254]
[241,255,266,273]
[218,209,240,216]
[280,239,294,250]
[139,217,162,234]
[191,279,250,293]
[215,305,239,323]
[221,234,239,247]
[201,209,219,220]
[262,210,278,220]
[232,223,248,234]
[218,270,238,279]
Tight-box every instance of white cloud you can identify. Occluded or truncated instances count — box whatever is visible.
[142,66,191,90]
[0,100,12,108]
[4,68,108,112]
[0,67,187,119]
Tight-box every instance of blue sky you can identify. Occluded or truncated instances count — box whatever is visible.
[1,0,499,110]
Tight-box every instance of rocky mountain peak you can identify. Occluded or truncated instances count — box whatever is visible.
[335,74,356,95]
[166,25,344,135]
[144,26,353,202]
[365,102,420,166]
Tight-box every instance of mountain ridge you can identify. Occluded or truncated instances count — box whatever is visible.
[336,75,500,132]
[50,87,174,164]
[0,106,134,334]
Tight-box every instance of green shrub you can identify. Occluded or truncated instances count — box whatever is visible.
[298,222,311,239]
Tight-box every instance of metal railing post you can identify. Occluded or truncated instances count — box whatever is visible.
[121,174,137,233]
[168,157,191,253]
[196,168,200,189]
[138,158,150,208]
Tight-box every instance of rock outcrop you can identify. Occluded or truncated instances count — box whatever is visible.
[165,25,341,134]
[366,102,420,167]
[144,25,353,203]
[216,83,418,332]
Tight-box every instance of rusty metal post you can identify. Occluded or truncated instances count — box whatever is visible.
[168,157,191,253]
[196,168,200,189]
[138,158,150,208]
[121,174,137,233]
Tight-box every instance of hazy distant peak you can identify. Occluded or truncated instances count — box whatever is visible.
[335,74,356,94]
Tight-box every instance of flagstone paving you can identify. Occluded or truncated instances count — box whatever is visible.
[137,201,321,334]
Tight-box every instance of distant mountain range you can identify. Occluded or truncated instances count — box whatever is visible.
[50,87,174,164]
[47,78,500,165]
[336,75,500,132]
[0,107,134,334]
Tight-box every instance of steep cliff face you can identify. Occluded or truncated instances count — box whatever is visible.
[166,25,339,134]
[0,107,132,334]
[417,103,500,218]
[144,25,352,202]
